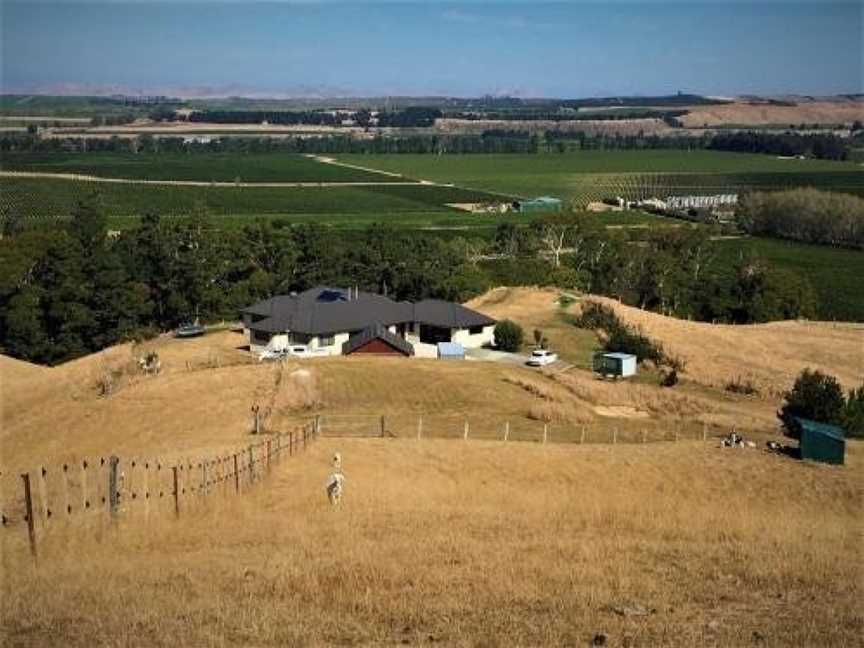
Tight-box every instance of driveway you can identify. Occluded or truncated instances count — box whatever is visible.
[465,347,531,366]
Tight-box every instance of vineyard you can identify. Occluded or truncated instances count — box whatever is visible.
[0,152,405,184]
[0,177,506,220]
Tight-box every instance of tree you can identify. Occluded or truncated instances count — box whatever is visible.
[494,319,523,352]
[842,384,864,439]
[778,369,846,439]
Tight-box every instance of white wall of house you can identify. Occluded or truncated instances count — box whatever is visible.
[452,324,495,348]
[311,332,351,354]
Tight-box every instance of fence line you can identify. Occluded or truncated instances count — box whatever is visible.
[295,413,723,446]
[0,420,319,561]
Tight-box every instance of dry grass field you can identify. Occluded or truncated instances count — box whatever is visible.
[1,289,861,646]
[1,438,861,647]
[468,287,864,398]
[678,99,864,128]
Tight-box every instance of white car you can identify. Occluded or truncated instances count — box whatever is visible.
[284,345,331,358]
[526,349,558,366]
[258,348,288,362]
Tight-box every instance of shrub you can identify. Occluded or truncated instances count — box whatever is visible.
[842,384,864,439]
[494,319,524,352]
[660,368,678,388]
[725,376,760,396]
[778,369,845,439]
[574,301,668,366]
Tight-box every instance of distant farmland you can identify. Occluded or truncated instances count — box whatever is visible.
[0,177,506,220]
[336,151,864,206]
[0,152,405,184]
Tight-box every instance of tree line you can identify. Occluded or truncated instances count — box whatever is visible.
[708,132,849,161]
[0,202,825,366]
[737,189,864,249]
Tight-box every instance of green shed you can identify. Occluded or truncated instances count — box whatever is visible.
[796,417,845,465]
[513,196,562,213]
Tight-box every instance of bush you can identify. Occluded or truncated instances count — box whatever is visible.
[660,368,678,388]
[842,384,864,439]
[574,302,668,366]
[725,376,759,396]
[494,319,524,352]
[779,369,846,439]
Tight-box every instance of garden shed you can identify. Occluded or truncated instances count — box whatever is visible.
[593,352,637,378]
[796,418,845,465]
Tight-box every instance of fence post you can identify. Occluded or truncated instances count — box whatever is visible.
[543,423,548,444]
[61,464,71,516]
[642,429,647,444]
[613,428,617,445]
[172,466,180,518]
[315,415,321,437]
[201,462,208,496]
[289,430,294,456]
[702,423,707,443]
[267,440,272,471]
[674,426,679,443]
[21,473,37,562]
[233,454,240,494]
[248,446,255,482]
[463,420,469,441]
[417,415,423,440]
[81,460,90,512]
[37,466,49,525]
[108,456,120,518]
[504,420,510,442]
[380,415,386,438]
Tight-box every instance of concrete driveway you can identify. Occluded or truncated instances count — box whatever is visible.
[465,347,531,366]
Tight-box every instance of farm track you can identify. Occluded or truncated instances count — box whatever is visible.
[0,170,429,188]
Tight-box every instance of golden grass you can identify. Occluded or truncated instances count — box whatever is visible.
[1,438,861,646]
[467,287,864,398]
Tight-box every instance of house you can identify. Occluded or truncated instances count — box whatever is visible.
[240,287,496,358]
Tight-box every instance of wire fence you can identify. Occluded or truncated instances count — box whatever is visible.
[0,421,318,561]
[299,413,732,445]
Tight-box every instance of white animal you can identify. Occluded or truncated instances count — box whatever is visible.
[325,472,346,506]
[332,452,342,470]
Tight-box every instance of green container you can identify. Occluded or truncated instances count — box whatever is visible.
[796,417,845,466]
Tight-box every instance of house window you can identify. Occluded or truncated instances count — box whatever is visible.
[319,334,335,347]
[469,325,483,335]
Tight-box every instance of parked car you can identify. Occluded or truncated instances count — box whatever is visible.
[258,348,288,362]
[285,345,330,358]
[175,322,206,338]
[526,349,558,366]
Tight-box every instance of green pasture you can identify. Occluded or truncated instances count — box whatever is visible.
[0,152,405,184]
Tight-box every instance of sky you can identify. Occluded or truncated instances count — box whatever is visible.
[1,1,862,98]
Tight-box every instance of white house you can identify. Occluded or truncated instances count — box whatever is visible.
[240,287,496,358]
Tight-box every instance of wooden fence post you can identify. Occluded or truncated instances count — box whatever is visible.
[248,446,255,482]
[233,454,240,494]
[543,423,548,444]
[37,466,49,525]
[289,430,294,456]
[580,425,586,445]
[266,440,272,471]
[81,460,90,513]
[380,415,386,438]
[21,473,37,561]
[642,429,647,444]
[504,420,510,442]
[61,463,71,516]
[315,415,321,437]
[108,456,120,518]
[172,466,180,518]
[613,428,618,445]
[417,415,423,440]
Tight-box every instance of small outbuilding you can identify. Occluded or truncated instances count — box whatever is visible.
[437,342,465,360]
[512,196,562,213]
[796,417,845,465]
[593,352,637,378]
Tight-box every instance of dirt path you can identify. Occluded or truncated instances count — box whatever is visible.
[0,170,426,188]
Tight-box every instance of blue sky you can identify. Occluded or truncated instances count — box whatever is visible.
[1,1,861,97]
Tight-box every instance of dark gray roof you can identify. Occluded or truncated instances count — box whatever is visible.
[342,325,415,356]
[242,287,494,336]
[413,299,496,329]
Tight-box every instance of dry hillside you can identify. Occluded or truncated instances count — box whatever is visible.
[1,437,861,646]
[678,99,864,127]
[468,287,864,398]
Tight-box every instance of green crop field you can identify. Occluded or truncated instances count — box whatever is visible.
[712,237,864,322]
[0,152,407,184]
[336,151,864,206]
[0,178,504,220]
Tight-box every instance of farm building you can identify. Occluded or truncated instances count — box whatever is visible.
[240,286,496,358]
[593,352,637,378]
[512,196,562,213]
[796,418,845,465]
